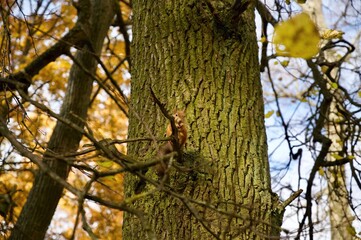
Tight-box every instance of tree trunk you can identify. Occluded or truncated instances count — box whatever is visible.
[123,1,280,239]
[10,0,115,239]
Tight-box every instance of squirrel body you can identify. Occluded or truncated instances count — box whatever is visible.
[166,110,187,147]
[155,110,187,176]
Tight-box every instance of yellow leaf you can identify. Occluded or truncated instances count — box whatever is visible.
[260,36,267,43]
[319,168,325,176]
[281,60,289,67]
[273,13,320,59]
[265,110,274,118]
[330,82,338,89]
[321,66,328,73]
[334,118,343,123]
[62,229,73,239]
[358,91,361,97]
[101,175,116,182]
[347,155,355,160]
[331,153,344,160]
[321,29,344,40]
[97,160,113,168]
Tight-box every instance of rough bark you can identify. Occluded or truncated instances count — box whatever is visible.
[123,1,279,239]
[9,0,115,239]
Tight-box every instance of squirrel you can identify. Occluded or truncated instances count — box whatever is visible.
[155,110,187,176]
[167,110,188,146]
[134,110,187,194]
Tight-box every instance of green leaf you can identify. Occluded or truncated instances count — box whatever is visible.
[330,82,338,89]
[98,160,113,168]
[331,153,344,160]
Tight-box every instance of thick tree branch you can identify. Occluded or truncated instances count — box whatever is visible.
[113,0,131,67]
[230,0,251,23]
[255,0,277,27]
[0,0,91,92]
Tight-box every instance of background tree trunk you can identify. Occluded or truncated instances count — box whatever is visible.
[302,2,355,239]
[123,1,280,239]
[10,0,115,239]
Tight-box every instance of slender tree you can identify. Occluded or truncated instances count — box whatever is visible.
[302,2,355,239]
[9,0,116,239]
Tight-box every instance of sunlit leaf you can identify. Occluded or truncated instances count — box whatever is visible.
[321,66,328,73]
[318,168,325,176]
[330,82,338,89]
[273,13,320,59]
[321,29,344,40]
[281,60,289,67]
[260,36,267,43]
[265,110,274,118]
[101,175,116,182]
[331,153,344,160]
[98,160,113,168]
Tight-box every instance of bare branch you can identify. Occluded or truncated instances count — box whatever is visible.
[281,189,303,210]
[0,119,82,198]
[0,0,92,92]
[113,0,131,67]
